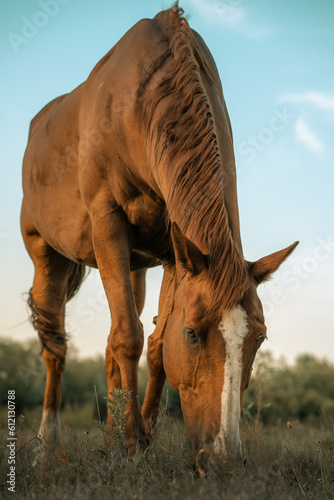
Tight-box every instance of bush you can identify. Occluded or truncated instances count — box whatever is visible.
[1,339,333,427]
[243,351,334,425]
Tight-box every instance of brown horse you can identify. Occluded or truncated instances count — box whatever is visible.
[21,3,298,468]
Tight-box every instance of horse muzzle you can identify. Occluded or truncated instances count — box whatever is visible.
[195,446,246,477]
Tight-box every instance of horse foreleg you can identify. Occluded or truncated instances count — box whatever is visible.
[142,265,175,430]
[91,208,146,453]
[105,269,147,426]
[105,344,122,400]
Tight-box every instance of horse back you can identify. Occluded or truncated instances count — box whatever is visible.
[21,16,172,265]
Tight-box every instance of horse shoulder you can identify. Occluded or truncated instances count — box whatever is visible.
[28,95,67,140]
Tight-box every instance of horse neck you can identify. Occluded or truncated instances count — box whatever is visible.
[150,89,240,259]
[134,5,244,264]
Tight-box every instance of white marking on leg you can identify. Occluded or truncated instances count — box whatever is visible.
[38,408,60,443]
[214,305,248,458]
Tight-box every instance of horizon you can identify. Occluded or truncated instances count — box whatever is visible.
[1,0,333,364]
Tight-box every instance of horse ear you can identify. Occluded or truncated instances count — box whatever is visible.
[250,241,299,285]
[171,222,208,276]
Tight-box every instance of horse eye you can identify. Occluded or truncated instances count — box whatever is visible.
[256,334,266,344]
[185,328,199,343]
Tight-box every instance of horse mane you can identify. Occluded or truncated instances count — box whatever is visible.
[136,2,249,310]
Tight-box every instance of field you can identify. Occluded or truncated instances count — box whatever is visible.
[1,403,333,499]
[1,342,334,498]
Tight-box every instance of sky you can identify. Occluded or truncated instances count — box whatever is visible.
[1,0,334,365]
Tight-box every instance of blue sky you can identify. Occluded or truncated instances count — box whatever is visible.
[1,0,333,363]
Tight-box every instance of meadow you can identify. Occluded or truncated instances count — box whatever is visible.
[0,340,333,499]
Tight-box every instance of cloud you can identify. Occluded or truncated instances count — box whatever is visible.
[188,0,246,27]
[187,0,278,39]
[280,91,334,111]
[295,118,324,154]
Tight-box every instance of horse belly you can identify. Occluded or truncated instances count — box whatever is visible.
[22,145,97,266]
[23,187,96,267]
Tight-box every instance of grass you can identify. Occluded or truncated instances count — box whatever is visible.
[0,402,333,499]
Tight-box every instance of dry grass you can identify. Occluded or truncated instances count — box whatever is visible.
[0,405,333,499]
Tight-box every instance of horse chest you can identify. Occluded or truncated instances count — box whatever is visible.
[124,193,164,231]
[123,190,170,258]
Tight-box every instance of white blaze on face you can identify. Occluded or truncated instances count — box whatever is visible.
[214,305,248,458]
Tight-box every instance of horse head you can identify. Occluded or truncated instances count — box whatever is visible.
[162,223,298,473]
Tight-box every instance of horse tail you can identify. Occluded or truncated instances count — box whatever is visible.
[27,289,66,356]
[27,262,87,356]
[66,262,88,302]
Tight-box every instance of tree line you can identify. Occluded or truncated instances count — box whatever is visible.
[0,339,333,426]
